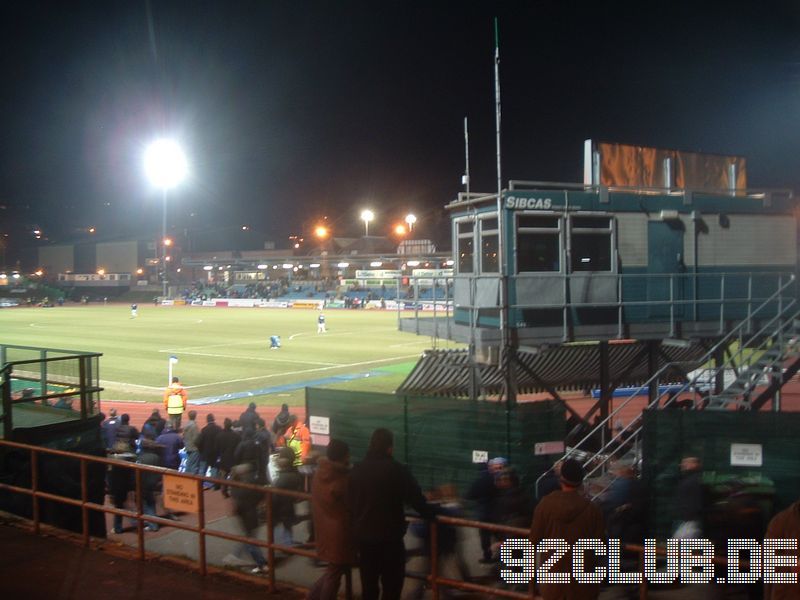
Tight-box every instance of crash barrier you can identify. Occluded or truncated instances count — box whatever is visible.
[0,439,755,599]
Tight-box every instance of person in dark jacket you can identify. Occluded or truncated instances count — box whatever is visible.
[197,413,222,478]
[348,428,435,600]
[143,408,167,437]
[464,456,506,563]
[216,417,242,497]
[155,425,182,470]
[109,453,134,533]
[530,458,605,600]
[230,463,267,573]
[272,446,303,547]
[271,403,290,435]
[235,428,268,485]
[238,402,260,433]
[137,433,164,531]
[309,439,355,600]
[114,414,139,453]
[101,408,120,451]
[671,456,704,538]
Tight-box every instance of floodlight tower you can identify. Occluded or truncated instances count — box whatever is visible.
[144,139,188,299]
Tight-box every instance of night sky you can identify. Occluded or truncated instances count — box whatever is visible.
[1,0,799,257]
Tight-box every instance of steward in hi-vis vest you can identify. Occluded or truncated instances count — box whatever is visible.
[163,377,188,430]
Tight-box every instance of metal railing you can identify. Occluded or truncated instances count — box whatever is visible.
[534,274,800,497]
[0,437,759,599]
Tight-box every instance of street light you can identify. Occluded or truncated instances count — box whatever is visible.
[405,213,417,232]
[144,139,187,299]
[360,209,374,237]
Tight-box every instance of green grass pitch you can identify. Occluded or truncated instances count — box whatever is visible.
[0,304,461,407]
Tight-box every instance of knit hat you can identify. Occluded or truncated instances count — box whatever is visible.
[488,457,508,468]
[275,412,291,428]
[559,458,585,487]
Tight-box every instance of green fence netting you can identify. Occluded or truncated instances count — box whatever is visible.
[305,388,565,498]
[642,409,800,537]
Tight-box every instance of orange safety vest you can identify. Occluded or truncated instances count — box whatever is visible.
[163,384,187,415]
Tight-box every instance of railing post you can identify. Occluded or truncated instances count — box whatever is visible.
[135,469,145,561]
[79,356,88,420]
[80,458,89,547]
[266,488,276,592]
[669,276,675,337]
[430,519,439,600]
[31,448,40,535]
[638,547,648,600]
[719,275,726,333]
[197,477,207,576]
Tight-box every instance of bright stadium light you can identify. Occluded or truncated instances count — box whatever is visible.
[144,138,188,299]
[370,261,383,267]
[203,265,213,271]
[405,213,417,231]
[144,139,188,190]
[360,209,374,237]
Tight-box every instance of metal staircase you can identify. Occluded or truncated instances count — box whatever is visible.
[535,274,800,498]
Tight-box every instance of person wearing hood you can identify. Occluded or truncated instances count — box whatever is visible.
[529,458,604,600]
[308,439,355,600]
[238,402,260,433]
[272,403,291,436]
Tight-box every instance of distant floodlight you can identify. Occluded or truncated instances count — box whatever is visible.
[144,139,188,189]
[407,260,420,267]
[370,261,383,267]
[309,263,321,268]
[360,209,374,236]
[257,264,268,270]
[203,265,213,271]
[337,262,350,268]
[282,263,294,269]
[405,213,417,231]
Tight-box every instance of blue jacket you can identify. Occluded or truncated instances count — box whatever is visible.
[156,429,182,469]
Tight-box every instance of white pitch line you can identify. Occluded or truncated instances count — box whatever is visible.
[99,380,164,391]
[160,340,265,352]
[175,350,340,366]
[288,330,356,340]
[186,353,421,390]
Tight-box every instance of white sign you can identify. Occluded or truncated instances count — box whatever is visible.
[309,415,330,436]
[534,441,566,456]
[472,450,488,463]
[731,443,763,467]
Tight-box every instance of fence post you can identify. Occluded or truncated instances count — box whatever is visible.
[80,458,89,547]
[430,519,439,600]
[31,448,40,535]
[197,477,207,576]
[266,488,276,592]
[135,469,145,561]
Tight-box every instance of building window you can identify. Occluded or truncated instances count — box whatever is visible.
[480,217,499,273]
[570,216,612,272]
[517,215,561,273]
[456,221,474,273]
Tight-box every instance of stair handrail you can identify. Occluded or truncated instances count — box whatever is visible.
[534,273,797,496]
[582,300,800,485]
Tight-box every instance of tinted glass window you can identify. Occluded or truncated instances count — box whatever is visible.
[481,233,499,272]
[518,232,560,272]
[571,232,612,271]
